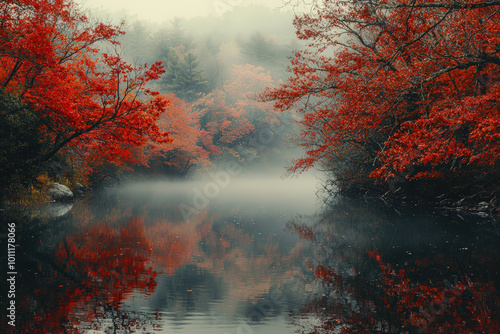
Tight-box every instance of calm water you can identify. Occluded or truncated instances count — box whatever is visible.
[1,173,499,333]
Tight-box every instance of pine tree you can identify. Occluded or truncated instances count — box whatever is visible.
[239,32,278,65]
[161,52,209,102]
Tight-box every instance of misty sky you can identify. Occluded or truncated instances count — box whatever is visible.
[82,0,293,22]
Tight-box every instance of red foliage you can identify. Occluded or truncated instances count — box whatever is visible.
[0,0,171,171]
[191,64,280,161]
[56,217,157,298]
[20,217,158,333]
[262,0,500,182]
[193,89,255,159]
[368,251,500,333]
[300,251,500,334]
[145,212,211,275]
[141,93,212,173]
[287,221,316,241]
[224,64,279,126]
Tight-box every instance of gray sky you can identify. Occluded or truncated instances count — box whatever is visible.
[81,0,292,23]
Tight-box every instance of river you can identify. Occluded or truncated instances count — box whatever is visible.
[1,172,499,333]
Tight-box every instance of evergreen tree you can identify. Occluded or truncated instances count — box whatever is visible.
[197,37,222,91]
[166,17,193,50]
[119,20,153,64]
[161,52,209,102]
[0,90,49,191]
[239,32,278,65]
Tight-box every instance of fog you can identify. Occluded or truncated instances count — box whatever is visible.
[112,169,322,219]
[83,1,304,82]
[83,0,299,22]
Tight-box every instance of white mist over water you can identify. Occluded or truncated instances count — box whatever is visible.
[111,170,322,334]
[113,169,322,216]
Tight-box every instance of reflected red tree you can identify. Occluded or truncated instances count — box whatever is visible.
[146,211,214,275]
[144,211,301,313]
[299,252,500,334]
[289,203,500,334]
[18,217,159,333]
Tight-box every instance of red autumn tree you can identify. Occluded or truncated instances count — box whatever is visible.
[190,64,284,163]
[0,0,171,174]
[224,64,279,127]
[262,0,500,194]
[193,89,255,160]
[140,93,212,175]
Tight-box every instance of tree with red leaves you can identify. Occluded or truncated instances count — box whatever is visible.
[193,89,255,160]
[141,93,212,175]
[263,0,500,197]
[0,0,170,176]
[192,64,281,163]
[134,64,281,175]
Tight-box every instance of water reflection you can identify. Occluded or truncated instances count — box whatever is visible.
[4,215,160,334]
[1,175,318,333]
[2,177,499,333]
[288,198,500,334]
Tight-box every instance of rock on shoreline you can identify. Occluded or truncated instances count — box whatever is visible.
[48,182,73,201]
